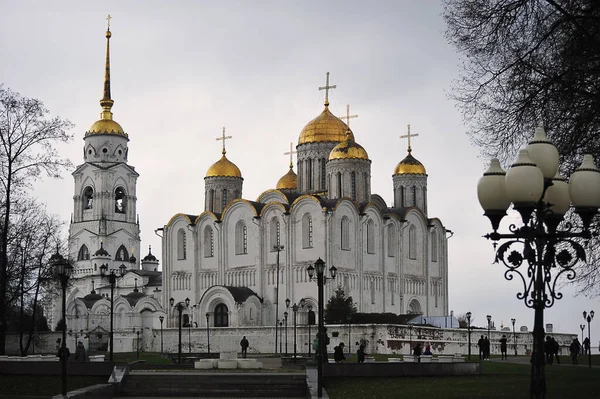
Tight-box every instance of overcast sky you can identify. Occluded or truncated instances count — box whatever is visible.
[1,0,597,340]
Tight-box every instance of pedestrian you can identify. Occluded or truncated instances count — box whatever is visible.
[57,345,70,361]
[500,335,508,360]
[478,335,485,360]
[357,344,366,363]
[423,345,432,356]
[484,336,490,360]
[570,338,581,365]
[583,337,590,356]
[333,342,346,363]
[551,337,560,364]
[544,336,553,365]
[240,336,249,358]
[413,342,423,362]
[74,341,86,362]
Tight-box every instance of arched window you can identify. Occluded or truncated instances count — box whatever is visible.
[431,230,438,262]
[302,213,313,248]
[235,220,247,255]
[208,189,215,212]
[351,172,356,200]
[341,216,350,250]
[408,299,421,314]
[183,314,190,327]
[412,186,417,207]
[409,225,417,260]
[77,245,90,261]
[387,225,396,257]
[270,218,280,250]
[370,280,375,304]
[115,245,129,261]
[204,226,214,258]
[222,189,228,210]
[214,303,229,327]
[366,219,375,254]
[307,159,313,191]
[337,172,342,198]
[400,186,405,207]
[115,187,126,214]
[83,187,94,210]
[321,158,327,189]
[298,160,303,189]
[177,229,187,260]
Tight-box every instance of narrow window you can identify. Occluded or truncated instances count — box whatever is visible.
[308,159,313,191]
[115,187,126,214]
[344,275,349,293]
[209,189,215,212]
[302,214,313,248]
[412,186,417,207]
[222,189,228,210]
[387,225,396,257]
[77,245,90,261]
[390,280,395,305]
[351,172,356,200]
[366,219,375,254]
[337,172,342,198]
[431,230,438,262]
[236,221,247,255]
[270,218,280,250]
[370,280,375,304]
[321,158,327,189]
[341,216,350,250]
[177,229,187,260]
[115,245,129,261]
[400,186,405,207]
[298,160,303,189]
[83,187,94,210]
[204,226,214,258]
[409,225,417,260]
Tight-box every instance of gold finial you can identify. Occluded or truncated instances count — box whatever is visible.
[339,104,358,127]
[399,124,419,153]
[284,142,297,169]
[216,127,232,155]
[318,72,337,107]
[100,15,114,120]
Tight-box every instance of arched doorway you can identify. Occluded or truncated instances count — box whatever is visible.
[214,304,229,327]
[408,299,421,314]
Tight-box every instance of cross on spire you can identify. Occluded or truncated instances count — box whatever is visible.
[106,14,112,30]
[318,72,337,107]
[339,104,358,127]
[284,142,297,168]
[216,127,232,155]
[399,124,419,152]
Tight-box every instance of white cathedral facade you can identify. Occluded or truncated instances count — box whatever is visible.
[50,26,449,338]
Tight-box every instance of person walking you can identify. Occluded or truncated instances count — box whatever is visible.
[357,344,366,363]
[500,335,508,360]
[583,337,590,356]
[333,342,346,363]
[240,336,249,358]
[551,337,560,364]
[484,336,490,360]
[544,336,554,365]
[570,338,581,365]
[478,335,485,360]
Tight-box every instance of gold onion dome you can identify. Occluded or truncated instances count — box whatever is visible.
[329,132,369,161]
[298,106,354,145]
[276,166,297,190]
[206,152,242,178]
[394,150,426,175]
[86,27,127,138]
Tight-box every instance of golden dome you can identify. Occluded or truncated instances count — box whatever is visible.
[87,118,126,136]
[276,166,297,190]
[329,133,369,161]
[206,154,242,178]
[394,150,426,175]
[298,106,354,145]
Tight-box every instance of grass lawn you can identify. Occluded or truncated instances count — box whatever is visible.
[0,375,107,396]
[325,360,600,399]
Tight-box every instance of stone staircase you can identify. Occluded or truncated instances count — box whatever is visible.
[119,371,308,398]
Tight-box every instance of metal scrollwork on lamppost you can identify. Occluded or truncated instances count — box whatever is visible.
[477,126,600,399]
[170,297,190,364]
[99,262,127,362]
[583,310,594,368]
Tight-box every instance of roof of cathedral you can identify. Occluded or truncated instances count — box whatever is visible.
[328,131,369,161]
[93,242,110,257]
[394,149,426,176]
[276,166,297,190]
[224,286,263,304]
[130,269,162,286]
[142,246,158,262]
[122,289,146,306]
[85,27,128,139]
[81,291,104,309]
[205,153,242,178]
[298,105,354,145]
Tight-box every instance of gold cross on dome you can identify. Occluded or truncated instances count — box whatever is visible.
[284,142,297,168]
[399,124,419,152]
[216,127,232,154]
[339,104,358,127]
[106,14,112,30]
[318,72,337,106]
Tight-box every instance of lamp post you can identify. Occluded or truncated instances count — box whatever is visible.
[511,318,517,356]
[279,320,283,353]
[347,314,352,355]
[477,126,600,399]
[579,324,585,354]
[486,315,492,338]
[170,297,189,364]
[307,305,313,357]
[583,310,595,368]
[292,303,299,362]
[466,312,472,360]
[274,244,284,353]
[284,310,289,356]
[189,305,196,354]
[307,257,337,398]
[159,316,164,354]
[99,262,127,362]
[408,323,413,354]
[52,248,73,398]
[206,312,210,356]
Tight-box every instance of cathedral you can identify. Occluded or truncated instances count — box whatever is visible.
[50,24,449,338]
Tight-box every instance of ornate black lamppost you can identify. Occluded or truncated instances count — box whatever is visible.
[279,320,283,353]
[466,312,472,360]
[284,311,289,356]
[99,262,127,362]
[274,244,284,353]
[487,315,492,344]
[159,316,164,354]
[579,324,585,354]
[292,303,299,362]
[511,318,517,356]
[170,297,189,364]
[477,127,600,399]
[408,323,413,354]
[307,305,313,357]
[306,258,336,398]
[206,312,210,356]
[583,310,595,368]
[52,249,73,398]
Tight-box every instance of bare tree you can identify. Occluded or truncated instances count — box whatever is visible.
[0,86,73,354]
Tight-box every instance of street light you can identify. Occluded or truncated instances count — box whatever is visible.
[579,324,585,353]
[159,316,164,354]
[583,310,595,368]
[466,312,472,360]
[307,305,313,357]
[170,297,190,364]
[52,248,73,398]
[189,304,196,354]
[284,311,289,356]
[274,244,284,353]
[511,318,517,356]
[292,303,299,362]
[205,312,210,356]
[279,320,283,353]
[306,257,336,398]
[408,323,413,354]
[477,126,600,399]
[99,262,127,362]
